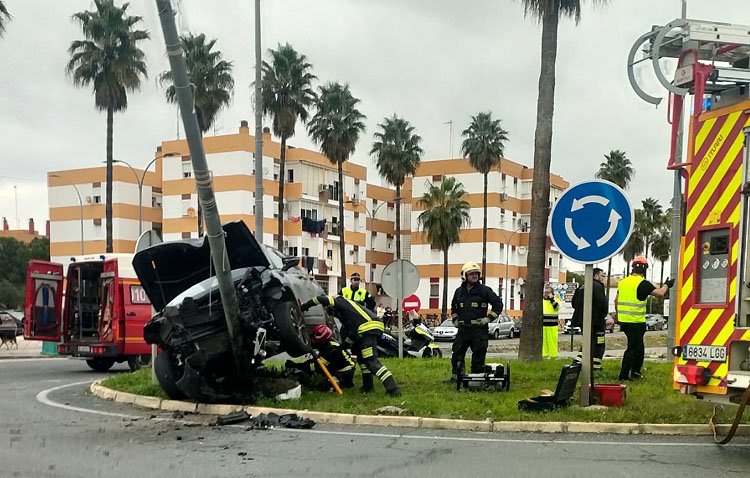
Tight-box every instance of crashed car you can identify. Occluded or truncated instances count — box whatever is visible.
[133,221,333,403]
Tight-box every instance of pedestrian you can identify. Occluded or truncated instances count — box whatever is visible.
[376,303,385,320]
[339,272,376,310]
[571,268,609,369]
[300,295,401,396]
[542,286,561,358]
[285,324,356,390]
[448,262,504,382]
[616,256,672,381]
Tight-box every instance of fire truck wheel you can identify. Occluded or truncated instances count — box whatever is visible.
[273,301,312,358]
[127,354,153,372]
[154,351,187,400]
[86,358,115,373]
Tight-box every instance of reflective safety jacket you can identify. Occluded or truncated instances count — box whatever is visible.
[450,283,504,327]
[305,340,356,375]
[542,296,560,327]
[617,275,647,324]
[340,286,376,310]
[305,295,384,339]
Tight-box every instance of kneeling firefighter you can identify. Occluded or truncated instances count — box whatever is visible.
[449,262,504,382]
[301,295,401,396]
[285,325,356,389]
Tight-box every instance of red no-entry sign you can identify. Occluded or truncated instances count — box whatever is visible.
[402,294,421,312]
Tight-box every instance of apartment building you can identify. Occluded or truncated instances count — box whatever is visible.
[410,158,569,318]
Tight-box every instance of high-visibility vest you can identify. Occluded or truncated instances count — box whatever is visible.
[542,299,559,316]
[542,297,559,327]
[342,287,367,303]
[617,275,647,323]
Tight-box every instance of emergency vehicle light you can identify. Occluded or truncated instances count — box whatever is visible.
[674,365,707,385]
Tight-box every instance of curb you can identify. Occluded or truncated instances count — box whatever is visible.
[0,354,55,360]
[88,381,750,437]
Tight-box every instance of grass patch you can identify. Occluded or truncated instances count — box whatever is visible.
[102,358,749,425]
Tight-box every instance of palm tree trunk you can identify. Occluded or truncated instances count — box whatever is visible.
[277,136,287,251]
[395,184,401,260]
[519,1,559,362]
[105,107,114,253]
[338,162,347,287]
[442,246,449,321]
[606,258,612,304]
[482,172,488,284]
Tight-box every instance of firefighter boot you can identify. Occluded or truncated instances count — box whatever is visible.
[361,369,374,393]
[374,365,400,396]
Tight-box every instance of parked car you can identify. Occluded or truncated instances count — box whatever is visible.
[488,315,521,339]
[134,221,334,403]
[433,319,458,341]
[510,318,522,338]
[645,314,667,331]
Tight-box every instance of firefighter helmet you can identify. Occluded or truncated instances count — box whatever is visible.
[311,324,334,345]
[632,256,649,269]
[461,262,481,280]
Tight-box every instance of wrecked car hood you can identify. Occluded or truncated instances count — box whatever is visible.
[133,221,270,311]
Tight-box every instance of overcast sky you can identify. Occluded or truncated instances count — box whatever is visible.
[1,0,749,271]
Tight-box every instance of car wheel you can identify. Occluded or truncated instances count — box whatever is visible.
[509,329,515,339]
[493,329,501,339]
[86,358,115,373]
[127,354,152,372]
[154,350,187,400]
[273,301,312,357]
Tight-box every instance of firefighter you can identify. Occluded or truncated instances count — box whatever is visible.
[616,256,673,381]
[285,324,356,389]
[300,295,401,396]
[572,268,608,369]
[339,272,376,310]
[542,286,561,358]
[448,262,504,382]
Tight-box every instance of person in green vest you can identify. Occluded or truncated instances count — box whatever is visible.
[616,256,673,381]
[339,272,376,311]
[542,286,561,358]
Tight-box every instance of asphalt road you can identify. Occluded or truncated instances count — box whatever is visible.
[2,359,750,477]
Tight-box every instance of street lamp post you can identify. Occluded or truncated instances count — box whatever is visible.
[51,175,84,255]
[503,225,528,309]
[110,159,158,236]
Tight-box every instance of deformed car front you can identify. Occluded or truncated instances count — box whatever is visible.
[133,221,331,403]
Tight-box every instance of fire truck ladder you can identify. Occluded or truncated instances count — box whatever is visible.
[629,18,750,444]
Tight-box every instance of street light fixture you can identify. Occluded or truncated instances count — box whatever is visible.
[501,222,528,309]
[50,174,84,255]
[108,159,158,236]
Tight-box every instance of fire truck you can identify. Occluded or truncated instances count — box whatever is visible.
[628,18,750,412]
[24,254,152,372]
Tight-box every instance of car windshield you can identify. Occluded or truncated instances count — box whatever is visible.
[260,245,286,269]
[167,268,250,307]
[440,320,454,327]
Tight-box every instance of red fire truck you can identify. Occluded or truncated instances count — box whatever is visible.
[24,254,152,371]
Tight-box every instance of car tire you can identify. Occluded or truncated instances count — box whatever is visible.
[493,329,501,339]
[154,350,187,400]
[86,358,115,373]
[431,347,443,358]
[509,329,515,339]
[273,301,312,357]
[127,354,152,372]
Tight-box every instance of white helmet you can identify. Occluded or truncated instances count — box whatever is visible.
[461,262,481,281]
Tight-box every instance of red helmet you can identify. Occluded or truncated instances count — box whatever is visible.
[311,325,333,345]
[632,256,649,268]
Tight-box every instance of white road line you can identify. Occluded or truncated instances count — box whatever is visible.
[36,381,750,448]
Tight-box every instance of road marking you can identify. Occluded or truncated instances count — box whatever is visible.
[37,381,750,448]
[0,358,67,364]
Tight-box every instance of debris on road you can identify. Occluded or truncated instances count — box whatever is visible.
[373,406,410,416]
[214,411,315,429]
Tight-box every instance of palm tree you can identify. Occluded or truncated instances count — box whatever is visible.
[261,43,316,250]
[371,115,424,263]
[67,0,149,253]
[159,33,234,134]
[461,112,509,283]
[518,0,609,361]
[622,209,646,273]
[595,149,634,301]
[308,83,366,286]
[0,1,11,37]
[640,197,664,261]
[417,177,471,321]
[159,33,234,237]
[651,228,670,286]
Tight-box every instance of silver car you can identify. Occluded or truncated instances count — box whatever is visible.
[489,315,516,339]
[433,319,458,341]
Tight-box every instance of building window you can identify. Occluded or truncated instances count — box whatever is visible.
[301,208,318,221]
[302,247,310,256]
[93,182,101,188]
[429,277,439,309]
[498,278,504,297]
[289,246,298,257]
[182,232,191,239]
[288,169,294,183]
[93,195,101,204]
[93,218,102,226]
[182,161,192,178]
[327,249,333,259]
[548,257,553,267]
[181,193,191,200]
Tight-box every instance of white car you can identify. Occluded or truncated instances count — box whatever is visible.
[433,319,458,341]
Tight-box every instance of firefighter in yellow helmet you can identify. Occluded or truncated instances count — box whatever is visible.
[542,286,561,358]
[448,262,504,382]
[616,256,672,380]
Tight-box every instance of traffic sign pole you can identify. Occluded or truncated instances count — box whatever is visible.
[581,264,594,407]
[397,260,404,359]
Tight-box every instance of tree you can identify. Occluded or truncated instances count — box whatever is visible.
[160,32,234,236]
[67,0,149,253]
[308,83,366,286]
[639,197,664,261]
[371,115,424,263]
[0,1,11,38]
[461,112,509,283]
[651,228,670,286]
[595,149,634,302]
[261,43,316,250]
[417,177,471,320]
[159,33,234,134]
[518,0,609,361]
[622,210,645,272]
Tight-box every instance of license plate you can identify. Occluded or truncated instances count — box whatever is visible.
[78,346,91,353]
[683,344,727,362]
